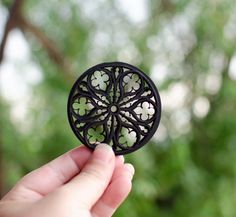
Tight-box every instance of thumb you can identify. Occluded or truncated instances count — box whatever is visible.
[65,143,115,208]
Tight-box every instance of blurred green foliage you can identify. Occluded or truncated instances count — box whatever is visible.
[1,0,236,216]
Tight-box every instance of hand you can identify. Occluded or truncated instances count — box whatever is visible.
[0,144,134,217]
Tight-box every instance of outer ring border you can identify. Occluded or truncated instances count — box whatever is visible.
[67,62,162,155]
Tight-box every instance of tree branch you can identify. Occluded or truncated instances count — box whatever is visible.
[0,0,25,198]
[0,0,24,63]
[17,16,74,80]
[0,0,74,82]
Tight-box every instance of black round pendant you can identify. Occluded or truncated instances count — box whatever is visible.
[67,62,161,155]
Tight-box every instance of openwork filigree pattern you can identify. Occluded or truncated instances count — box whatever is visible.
[67,62,161,155]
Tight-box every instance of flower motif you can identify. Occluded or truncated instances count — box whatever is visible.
[123,73,140,92]
[91,70,109,91]
[72,97,94,116]
[134,101,155,121]
[68,62,161,155]
[88,126,104,143]
[119,128,137,148]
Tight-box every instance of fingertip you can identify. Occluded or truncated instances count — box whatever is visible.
[92,175,132,216]
[93,143,115,162]
[112,163,135,181]
[123,163,135,179]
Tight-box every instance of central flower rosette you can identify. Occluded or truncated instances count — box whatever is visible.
[70,65,158,151]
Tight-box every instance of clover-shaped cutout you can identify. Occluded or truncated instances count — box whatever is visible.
[123,73,140,92]
[72,97,94,116]
[88,126,105,143]
[91,70,109,91]
[134,101,155,120]
[119,127,137,147]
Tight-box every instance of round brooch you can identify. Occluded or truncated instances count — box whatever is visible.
[67,62,161,155]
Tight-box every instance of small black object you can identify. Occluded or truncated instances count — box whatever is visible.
[67,62,161,155]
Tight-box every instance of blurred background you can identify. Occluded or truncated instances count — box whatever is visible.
[1,0,236,216]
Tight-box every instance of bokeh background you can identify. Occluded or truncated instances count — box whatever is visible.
[1,0,236,216]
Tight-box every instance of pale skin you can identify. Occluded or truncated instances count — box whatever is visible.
[0,144,135,217]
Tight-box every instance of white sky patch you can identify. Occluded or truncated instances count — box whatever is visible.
[116,0,148,24]
[155,13,196,64]
[0,63,29,102]
[23,62,43,85]
[151,63,168,84]
[149,3,198,67]
[171,108,191,136]
[153,123,168,143]
[4,30,31,61]
[10,96,31,125]
[204,73,222,95]
[209,52,225,74]
[160,82,189,112]
[0,29,43,125]
[229,55,236,80]
[193,96,210,118]
[146,35,159,51]
[224,7,236,40]
[77,0,100,19]
[93,30,111,47]
[117,43,142,64]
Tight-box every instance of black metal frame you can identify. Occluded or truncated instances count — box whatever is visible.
[67,62,161,155]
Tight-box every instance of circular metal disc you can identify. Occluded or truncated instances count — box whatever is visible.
[67,62,161,155]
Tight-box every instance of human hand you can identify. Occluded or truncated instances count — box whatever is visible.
[0,144,134,217]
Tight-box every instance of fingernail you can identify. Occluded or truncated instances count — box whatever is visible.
[94,143,114,162]
[124,163,135,180]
